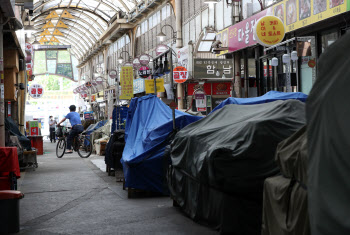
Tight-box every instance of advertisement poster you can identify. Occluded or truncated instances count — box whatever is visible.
[145,79,165,94]
[133,78,145,94]
[119,66,134,100]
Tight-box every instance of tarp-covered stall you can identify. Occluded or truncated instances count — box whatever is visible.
[262,126,309,235]
[169,100,306,234]
[211,91,307,113]
[121,95,202,193]
[306,32,350,235]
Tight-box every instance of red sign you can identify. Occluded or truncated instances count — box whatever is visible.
[308,59,316,68]
[263,65,273,77]
[30,127,39,136]
[212,82,231,95]
[169,101,177,110]
[138,66,151,78]
[228,9,268,52]
[29,84,44,99]
[173,66,188,83]
[197,107,206,112]
[187,83,212,96]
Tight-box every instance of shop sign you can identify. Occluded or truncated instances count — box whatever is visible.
[119,66,134,100]
[173,66,188,83]
[228,0,348,52]
[109,70,117,79]
[84,111,94,120]
[123,62,133,67]
[29,84,44,99]
[187,83,212,96]
[156,44,169,55]
[254,15,285,47]
[212,82,231,95]
[96,76,103,84]
[216,28,229,56]
[177,46,189,68]
[139,54,151,65]
[193,59,233,79]
[133,57,141,69]
[133,78,145,94]
[145,79,165,94]
[308,59,316,68]
[138,66,152,78]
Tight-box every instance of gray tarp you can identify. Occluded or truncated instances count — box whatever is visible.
[169,100,306,234]
[306,31,350,234]
[262,126,310,235]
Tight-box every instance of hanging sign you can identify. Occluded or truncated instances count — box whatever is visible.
[254,15,286,47]
[123,62,133,67]
[139,54,151,65]
[145,79,165,93]
[96,77,104,84]
[308,59,316,68]
[177,46,189,68]
[109,70,117,79]
[133,57,141,69]
[138,66,152,78]
[156,44,169,55]
[29,84,44,99]
[119,66,134,100]
[173,66,188,83]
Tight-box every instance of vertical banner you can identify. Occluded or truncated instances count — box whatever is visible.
[119,66,134,100]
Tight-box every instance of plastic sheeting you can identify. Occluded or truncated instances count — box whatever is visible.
[262,126,310,235]
[306,32,350,235]
[169,100,306,234]
[121,95,202,193]
[211,91,307,114]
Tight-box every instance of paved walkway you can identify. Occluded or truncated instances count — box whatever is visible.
[18,141,217,235]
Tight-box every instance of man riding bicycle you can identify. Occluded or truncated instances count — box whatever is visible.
[57,105,84,154]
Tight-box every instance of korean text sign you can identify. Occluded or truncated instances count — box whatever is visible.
[193,59,233,79]
[145,79,165,94]
[254,16,285,47]
[29,84,44,99]
[119,66,134,100]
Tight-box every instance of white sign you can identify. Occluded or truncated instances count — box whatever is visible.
[0,84,4,99]
[109,70,117,79]
[156,44,169,55]
[177,46,189,68]
[139,54,151,66]
[29,84,44,99]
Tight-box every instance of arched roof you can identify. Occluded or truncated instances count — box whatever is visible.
[32,0,142,59]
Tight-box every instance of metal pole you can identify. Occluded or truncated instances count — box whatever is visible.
[154,75,157,95]
[0,23,5,146]
[115,65,120,130]
[172,108,175,130]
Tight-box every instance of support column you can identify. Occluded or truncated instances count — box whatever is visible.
[0,23,5,146]
[175,0,184,109]
[234,52,241,98]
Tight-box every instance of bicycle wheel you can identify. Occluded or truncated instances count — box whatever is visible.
[56,138,66,158]
[77,135,92,158]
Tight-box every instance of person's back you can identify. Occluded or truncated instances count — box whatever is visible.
[57,105,83,153]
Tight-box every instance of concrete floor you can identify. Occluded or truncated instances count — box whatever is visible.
[18,140,217,235]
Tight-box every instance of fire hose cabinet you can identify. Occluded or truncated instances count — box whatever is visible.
[0,190,24,234]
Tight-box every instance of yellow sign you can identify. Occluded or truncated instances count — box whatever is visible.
[272,0,348,33]
[215,28,229,56]
[48,42,54,45]
[39,36,49,44]
[254,15,285,47]
[62,10,74,19]
[145,79,165,94]
[119,66,134,100]
[57,20,68,28]
[42,21,55,29]
[50,36,60,43]
[45,11,59,19]
[53,29,64,36]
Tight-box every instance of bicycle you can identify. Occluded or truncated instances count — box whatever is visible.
[56,126,92,158]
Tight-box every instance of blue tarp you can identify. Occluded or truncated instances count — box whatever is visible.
[211,91,308,114]
[121,95,202,193]
[83,120,107,145]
